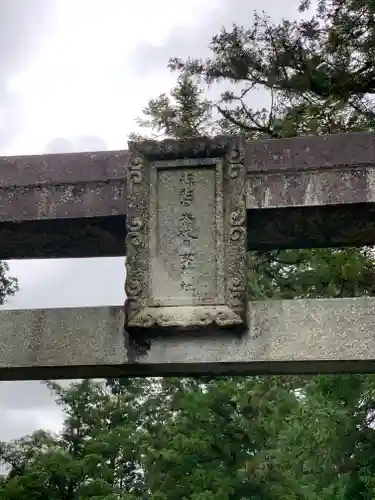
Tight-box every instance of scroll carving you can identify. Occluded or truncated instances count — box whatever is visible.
[125,278,143,297]
[225,137,247,316]
[125,135,248,335]
[125,145,149,321]
[129,306,243,329]
[128,154,144,183]
[229,206,246,226]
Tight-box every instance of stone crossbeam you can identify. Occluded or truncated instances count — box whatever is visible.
[1,131,375,258]
[0,149,128,259]
[0,306,125,379]
[0,298,375,380]
[246,131,375,208]
[246,131,375,249]
[0,149,128,219]
[1,131,375,379]
[2,132,374,221]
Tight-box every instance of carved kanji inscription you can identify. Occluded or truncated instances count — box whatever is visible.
[126,136,247,332]
[154,167,216,306]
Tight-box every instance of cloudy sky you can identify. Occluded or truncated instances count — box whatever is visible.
[0,0,301,443]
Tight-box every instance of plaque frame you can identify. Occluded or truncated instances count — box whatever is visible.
[125,136,247,333]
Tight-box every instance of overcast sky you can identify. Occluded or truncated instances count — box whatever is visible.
[0,0,301,443]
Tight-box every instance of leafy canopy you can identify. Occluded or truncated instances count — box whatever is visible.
[3,1,375,499]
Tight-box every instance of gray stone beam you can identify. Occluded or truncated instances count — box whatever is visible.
[2,132,374,220]
[0,306,126,379]
[0,149,128,259]
[130,297,375,375]
[1,298,375,380]
[246,131,375,209]
[245,132,375,249]
[0,149,128,221]
[2,131,375,259]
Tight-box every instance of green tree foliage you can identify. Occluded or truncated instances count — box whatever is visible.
[3,1,375,498]
[4,375,375,499]
[0,380,146,499]
[167,0,375,138]
[132,0,375,302]
[0,261,18,306]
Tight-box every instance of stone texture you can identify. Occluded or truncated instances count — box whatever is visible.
[0,182,126,222]
[125,136,248,333]
[0,150,128,222]
[0,150,128,259]
[1,132,375,222]
[246,132,375,208]
[0,306,126,370]
[246,131,375,173]
[3,132,375,378]
[244,132,375,250]
[153,166,217,306]
[0,150,128,188]
[1,131,375,258]
[1,298,375,379]
[246,168,370,208]
[133,297,375,374]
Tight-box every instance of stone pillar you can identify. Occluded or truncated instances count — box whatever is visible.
[125,136,248,334]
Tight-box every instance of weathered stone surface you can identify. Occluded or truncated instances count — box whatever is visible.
[0,150,128,188]
[1,298,375,379]
[0,150,128,258]
[125,136,248,333]
[2,132,375,379]
[1,132,375,222]
[0,150,128,222]
[0,306,126,376]
[1,132,375,258]
[130,297,375,374]
[154,167,217,306]
[0,181,126,222]
[246,132,375,208]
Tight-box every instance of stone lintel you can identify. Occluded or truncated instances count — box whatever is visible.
[125,136,248,334]
[0,306,126,377]
[1,298,375,379]
[2,132,375,259]
[1,132,375,221]
[0,150,129,223]
[246,131,375,209]
[0,149,128,189]
[125,296,375,375]
[0,180,126,222]
[0,150,129,259]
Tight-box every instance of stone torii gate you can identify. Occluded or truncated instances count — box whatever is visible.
[1,131,375,380]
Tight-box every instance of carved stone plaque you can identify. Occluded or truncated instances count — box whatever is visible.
[152,166,217,306]
[125,136,247,333]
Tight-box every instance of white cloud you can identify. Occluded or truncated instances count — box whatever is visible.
[1,0,223,443]
[0,0,303,444]
[6,0,218,155]
[1,407,64,441]
[1,257,124,310]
